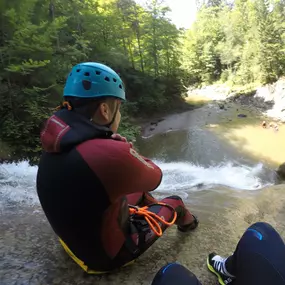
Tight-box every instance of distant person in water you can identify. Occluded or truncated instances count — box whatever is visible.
[36,62,198,274]
[262,121,279,131]
[262,120,267,128]
[269,122,279,131]
[151,222,285,285]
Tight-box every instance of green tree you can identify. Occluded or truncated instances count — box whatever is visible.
[182,0,285,86]
[0,0,185,161]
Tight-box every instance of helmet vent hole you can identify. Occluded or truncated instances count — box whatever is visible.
[82,80,91,90]
[119,84,122,89]
[105,76,110,82]
[96,71,101,75]
[76,69,81,72]
[113,78,117,82]
[84,72,90,76]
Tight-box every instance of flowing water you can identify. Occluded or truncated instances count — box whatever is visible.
[1,101,285,285]
[137,102,278,196]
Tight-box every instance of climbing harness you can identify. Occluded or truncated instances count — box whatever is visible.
[129,203,177,237]
[59,202,177,274]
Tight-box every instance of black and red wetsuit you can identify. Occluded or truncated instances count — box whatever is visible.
[37,109,194,272]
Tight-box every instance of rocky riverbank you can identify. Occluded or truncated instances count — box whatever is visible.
[255,79,285,121]
[140,87,285,180]
[187,78,285,122]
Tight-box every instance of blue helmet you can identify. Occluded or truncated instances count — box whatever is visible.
[63,62,126,100]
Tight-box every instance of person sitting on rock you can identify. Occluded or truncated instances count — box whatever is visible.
[262,121,267,128]
[36,62,198,274]
[151,222,285,285]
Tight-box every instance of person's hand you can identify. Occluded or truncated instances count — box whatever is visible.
[111,133,133,148]
[111,133,127,142]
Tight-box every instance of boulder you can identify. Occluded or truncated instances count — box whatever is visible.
[276,162,285,180]
[218,103,225,110]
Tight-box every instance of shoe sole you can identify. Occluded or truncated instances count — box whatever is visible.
[206,256,226,285]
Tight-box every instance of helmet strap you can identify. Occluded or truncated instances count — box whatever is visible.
[104,101,120,129]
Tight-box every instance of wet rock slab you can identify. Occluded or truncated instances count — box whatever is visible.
[1,203,212,285]
[2,185,285,285]
[1,210,195,284]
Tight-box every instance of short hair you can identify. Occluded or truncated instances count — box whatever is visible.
[63,96,117,119]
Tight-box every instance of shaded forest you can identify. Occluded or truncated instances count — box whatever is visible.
[1,0,285,161]
[0,0,185,160]
[183,0,285,86]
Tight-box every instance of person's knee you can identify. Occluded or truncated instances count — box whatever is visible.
[247,222,278,240]
[249,222,274,231]
[126,192,144,205]
[161,196,184,207]
[165,195,183,201]
[152,263,183,283]
[152,263,200,285]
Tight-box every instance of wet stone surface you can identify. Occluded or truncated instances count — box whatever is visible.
[2,185,285,285]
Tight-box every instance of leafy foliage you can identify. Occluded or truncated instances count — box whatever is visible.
[2,0,285,161]
[182,0,285,86]
[0,0,184,160]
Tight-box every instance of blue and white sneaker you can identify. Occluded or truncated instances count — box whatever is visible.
[207,253,235,285]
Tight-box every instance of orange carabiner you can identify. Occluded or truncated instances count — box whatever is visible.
[129,203,177,237]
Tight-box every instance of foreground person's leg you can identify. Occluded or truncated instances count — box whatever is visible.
[151,263,202,285]
[207,222,285,285]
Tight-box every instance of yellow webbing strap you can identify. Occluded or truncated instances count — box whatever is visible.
[59,238,135,274]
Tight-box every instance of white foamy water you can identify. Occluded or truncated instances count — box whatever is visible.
[0,161,39,205]
[0,160,273,205]
[154,160,272,199]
